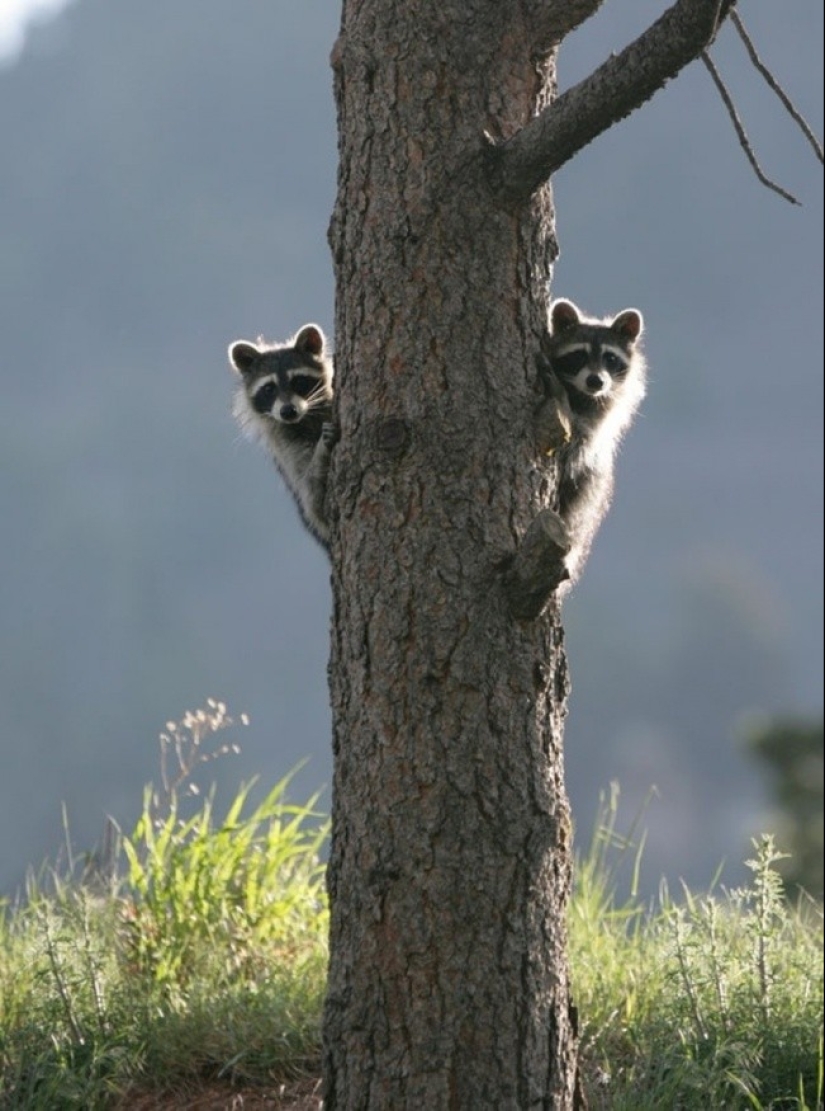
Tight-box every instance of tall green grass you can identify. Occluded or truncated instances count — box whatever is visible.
[0,709,821,1109]
[571,785,823,1109]
[0,702,328,1109]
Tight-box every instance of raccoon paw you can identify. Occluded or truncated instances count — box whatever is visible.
[321,421,339,449]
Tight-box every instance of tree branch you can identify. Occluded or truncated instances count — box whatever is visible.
[701,51,801,206]
[503,509,570,621]
[730,10,824,166]
[488,0,735,202]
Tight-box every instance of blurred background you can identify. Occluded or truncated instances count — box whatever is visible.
[1,0,822,900]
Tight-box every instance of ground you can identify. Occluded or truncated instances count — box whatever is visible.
[114,1079,323,1110]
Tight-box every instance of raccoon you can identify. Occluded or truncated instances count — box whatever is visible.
[538,298,646,589]
[228,323,335,548]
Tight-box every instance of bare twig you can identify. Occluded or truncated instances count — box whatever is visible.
[701,51,801,206]
[731,9,824,165]
[81,892,107,1034]
[42,911,84,1045]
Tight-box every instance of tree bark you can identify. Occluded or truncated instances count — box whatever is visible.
[323,3,577,1108]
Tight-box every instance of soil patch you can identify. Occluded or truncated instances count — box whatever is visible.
[113,1078,322,1110]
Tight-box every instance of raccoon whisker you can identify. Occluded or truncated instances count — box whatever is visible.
[306,393,331,411]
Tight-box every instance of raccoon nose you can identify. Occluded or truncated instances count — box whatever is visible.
[280,403,299,422]
[586,374,604,392]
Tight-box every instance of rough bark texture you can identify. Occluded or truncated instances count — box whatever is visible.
[323,3,577,1109]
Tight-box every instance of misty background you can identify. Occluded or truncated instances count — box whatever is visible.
[1,0,822,899]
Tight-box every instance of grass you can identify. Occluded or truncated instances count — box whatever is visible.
[0,702,328,1109]
[0,707,821,1109]
[570,785,823,1109]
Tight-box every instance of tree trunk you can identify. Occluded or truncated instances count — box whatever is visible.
[312,0,748,1103]
[323,4,576,1107]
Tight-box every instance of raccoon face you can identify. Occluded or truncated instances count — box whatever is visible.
[549,300,643,401]
[229,324,332,426]
[243,366,328,425]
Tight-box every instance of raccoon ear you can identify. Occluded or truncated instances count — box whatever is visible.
[228,341,261,375]
[550,300,581,334]
[611,310,643,342]
[294,324,326,358]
